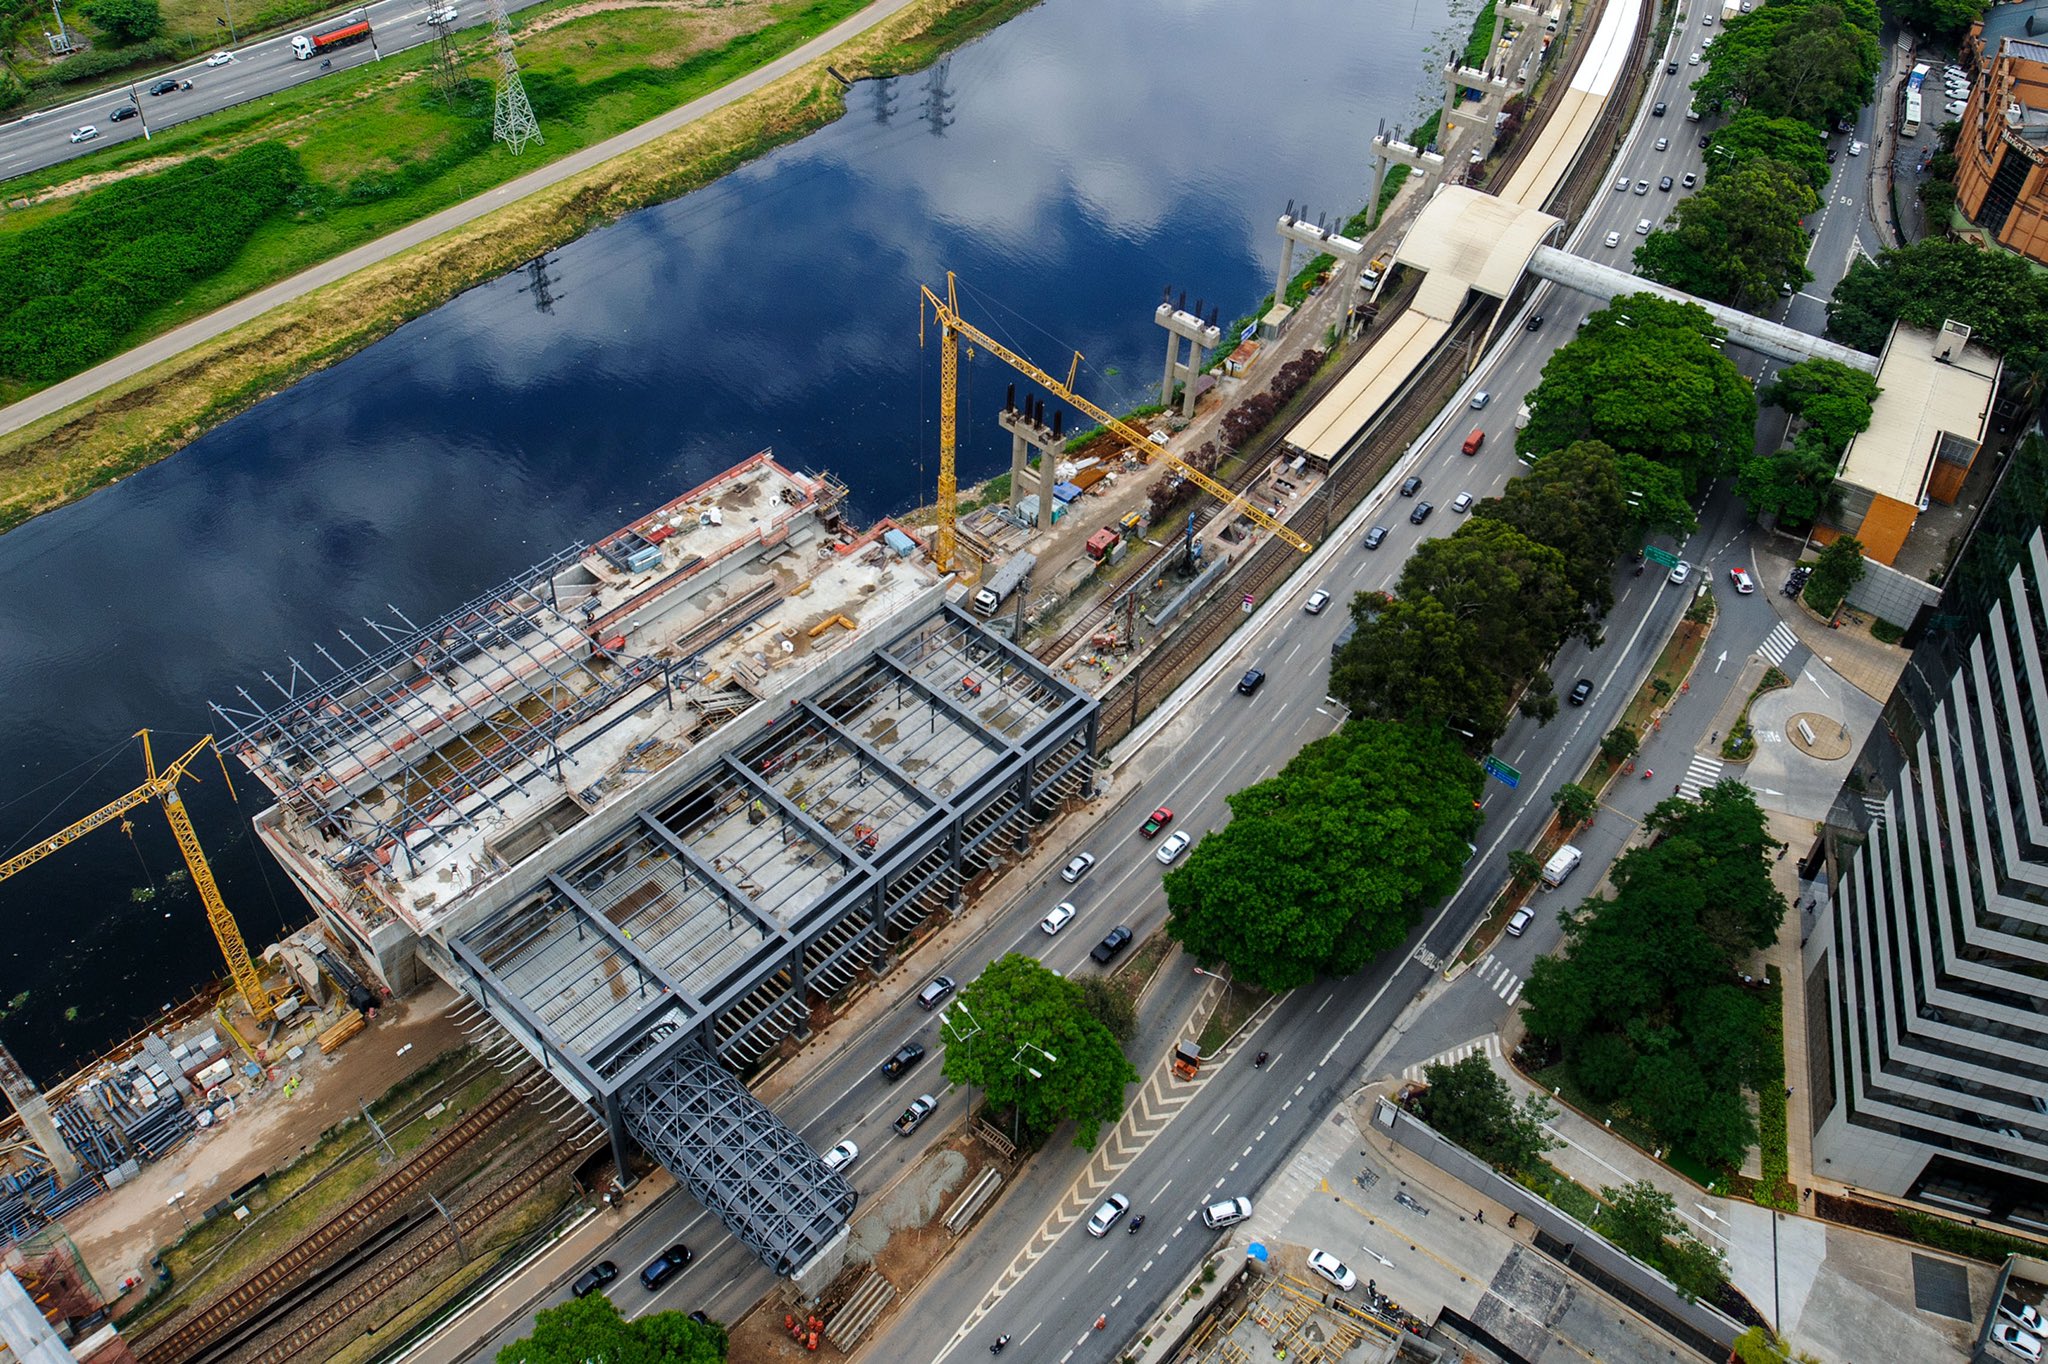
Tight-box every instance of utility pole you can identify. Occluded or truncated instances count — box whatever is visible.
[218,0,238,45]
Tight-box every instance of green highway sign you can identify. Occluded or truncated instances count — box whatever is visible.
[1643,547,1679,567]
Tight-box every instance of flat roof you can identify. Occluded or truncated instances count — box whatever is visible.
[1838,321,2001,506]
[1284,308,1453,461]
[1395,186,1562,316]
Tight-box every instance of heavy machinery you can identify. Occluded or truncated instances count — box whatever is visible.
[0,731,276,1022]
[918,273,1314,574]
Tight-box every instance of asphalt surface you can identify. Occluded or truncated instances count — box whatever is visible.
[0,0,505,180]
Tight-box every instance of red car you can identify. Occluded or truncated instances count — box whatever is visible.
[1140,806,1173,838]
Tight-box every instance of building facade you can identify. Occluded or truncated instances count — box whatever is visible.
[1957,6,2048,263]
[1808,438,2048,1228]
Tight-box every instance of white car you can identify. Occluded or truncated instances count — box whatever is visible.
[1993,1324,2044,1362]
[68,125,98,143]
[1060,852,1096,884]
[1156,830,1192,865]
[821,1139,859,1173]
[1450,491,1474,513]
[1087,1192,1131,1237]
[1040,901,1077,935]
[1506,907,1535,937]
[1668,559,1692,586]
[426,3,459,19]
[1848,139,1864,155]
[1614,175,1629,192]
[1603,229,1621,248]
[1688,50,1700,64]
[1946,100,1968,116]
[1636,217,1653,235]
[205,50,237,65]
[1303,589,1331,615]
[1307,1249,1358,1291]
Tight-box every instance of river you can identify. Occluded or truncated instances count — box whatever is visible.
[0,0,1454,1079]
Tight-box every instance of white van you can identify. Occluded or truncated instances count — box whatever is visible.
[1541,845,1583,888]
[1202,1196,1253,1229]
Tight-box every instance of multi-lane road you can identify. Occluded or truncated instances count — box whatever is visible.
[0,0,518,181]
[440,17,1891,1359]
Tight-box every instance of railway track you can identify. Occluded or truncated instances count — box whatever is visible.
[137,1082,527,1364]
[236,1138,583,1364]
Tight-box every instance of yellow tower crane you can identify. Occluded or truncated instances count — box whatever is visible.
[918,273,1315,575]
[0,731,276,1022]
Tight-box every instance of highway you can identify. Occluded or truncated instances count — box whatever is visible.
[0,0,514,181]
[445,13,1889,1358]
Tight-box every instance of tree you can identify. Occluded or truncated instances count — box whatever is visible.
[1516,295,1758,494]
[1507,849,1544,886]
[1551,783,1598,828]
[1828,238,2048,369]
[1331,592,1513,742]
[1734,433,1843,523]
[941,954,1138,1148]
[1600,726,1639,764]
[1802,534,1866,614]
[1633,781,1787,957]
[1691,0,1881,128]
[1880,0,1986,39]
[1519,671,1560,724]
[1417,1053,1560,1174]
[1707,111,1833,191]
[1077,976,1136,1042]
[498,1295,725,1364]
[1636,159,1817,312]
[1734,1325,1826,1364]
[1164,722,1483,991]
[1663,1228,1733,1302]
[1762,358,1879,453]
[1600,1179,1682,1263]
[82,0,163,44]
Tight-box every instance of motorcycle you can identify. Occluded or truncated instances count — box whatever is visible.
[320,58,332,68]
[1127,1215,1146,1234]
[1254,1050,1269,1068]
[990,1335,1010,1354]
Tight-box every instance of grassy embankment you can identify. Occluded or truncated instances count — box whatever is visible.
[0,0,1035,534]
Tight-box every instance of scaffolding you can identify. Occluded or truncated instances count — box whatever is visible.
[211,546,673,878]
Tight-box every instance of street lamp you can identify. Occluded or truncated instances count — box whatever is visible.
[167,1191,190,1230]
[218,0,238,45]
[1009,1041,1059,1145]
[1191,966,1231,983]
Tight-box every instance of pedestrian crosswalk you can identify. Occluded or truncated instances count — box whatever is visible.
[1759,621,1800,668]
[1401,1033,1502,1083]
[1470,953,1523,1004]
[1680,752,1725,800]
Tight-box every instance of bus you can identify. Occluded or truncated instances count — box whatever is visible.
[1904,89,1922,138]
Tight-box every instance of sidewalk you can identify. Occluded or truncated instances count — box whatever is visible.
[1746,538,1910,703]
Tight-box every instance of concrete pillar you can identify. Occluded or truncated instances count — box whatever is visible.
[1008,429,1029,506]
[1275,235,1297,306]
[1038,435,1059,526]
[0,1041,79,1186]
[1160,330,1181,409]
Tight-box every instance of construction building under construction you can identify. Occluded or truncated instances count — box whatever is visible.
[210,452,1101,1278]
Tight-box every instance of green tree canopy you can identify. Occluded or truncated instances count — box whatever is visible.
[1692,0,1881,127]
[1636,159,1817,312]
[1763,357,1880,452]
[498,1295,725,1364]
[1881,0,1986,38]
[82,0,163,44]
[1707,111,1833,191]
[1332,589,1511,740]
[1163,721,1482,990]
[1827,238,2048,368]
[1734,432,1844,524]
[940,953,1138,1148]
[1516,295,1758,493]
[1417,1053,1559,1174]
[1802,534,1867,614]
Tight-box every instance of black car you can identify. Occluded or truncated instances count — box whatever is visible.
[1526,313,1544,331]
[572,1260,619,1297]
[1399,475,1422,497]
[1236,668,1265,695]
[640,1245,693,1289]
[1652,100,1667,116]
[1825,147,1838,162]
[1362,525,1389,550]
[1666,60,1678,73]
[1698,133,1711,148]
[109,104,138,122]
[880,1041,926,1080]
[147,78,191,96]
[1091,925,1133,964]
[1409,501,1433,525]
[1568,678,1594,706]
[1658,175,1673,191]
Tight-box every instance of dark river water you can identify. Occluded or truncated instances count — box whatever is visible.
[0,0,1452,1078]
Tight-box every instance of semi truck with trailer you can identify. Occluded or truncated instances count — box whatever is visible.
[971,551,1036,616]
[291,19,371,58]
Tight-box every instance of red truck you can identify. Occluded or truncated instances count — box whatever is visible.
[291,19,371,59]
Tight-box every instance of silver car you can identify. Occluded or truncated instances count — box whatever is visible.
[1087,1192,1131,1236]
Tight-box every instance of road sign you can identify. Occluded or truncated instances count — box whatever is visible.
[1482,755,1520,789]
[1643,547,1680,567]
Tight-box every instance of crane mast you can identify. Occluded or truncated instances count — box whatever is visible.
[917,276,1315,565]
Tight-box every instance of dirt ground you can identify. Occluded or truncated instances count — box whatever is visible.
[62,978,465,1302]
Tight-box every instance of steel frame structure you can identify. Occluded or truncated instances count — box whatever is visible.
[212,546,673,878]
[447,603,1096,1275]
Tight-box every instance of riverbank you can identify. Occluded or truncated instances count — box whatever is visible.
[0,0,1034,536]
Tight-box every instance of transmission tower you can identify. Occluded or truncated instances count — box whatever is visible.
[487,0,541,154]
[427,8,461,105]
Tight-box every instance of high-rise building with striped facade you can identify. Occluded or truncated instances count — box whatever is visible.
[1808,439,2048,1228]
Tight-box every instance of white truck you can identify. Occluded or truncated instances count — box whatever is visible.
[971,551,1036,616]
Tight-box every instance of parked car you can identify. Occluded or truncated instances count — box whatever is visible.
[1450,491,1474,513]
[1140,806,1173,837]
[822,1139,859,1173]
[1729,566,1755,594]
[1946,100,1968,116]
[916,975,956,1010]
[1087,1192,1131,1236]
[1303,589,1331,615]
[1998,1296,2045,1335]
[1091,925,1133,964]
[1992,1323,2043,1362]
[1362,525,1390,549]
[879,1041,926,1080]
[109,104,138,122]
[639,1244,693,1290]
[1307,1249,1358,1291]
[68,125,99,143]
[1156,830,1192,865]
[1061,852,1097,883]
[1236,668,1266,695]
[1668,559,1692,586]
[1568,677,1594,706]
[1040,901,1077,935]
[572,1260,619,1297]
[1408,501,1433,525]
